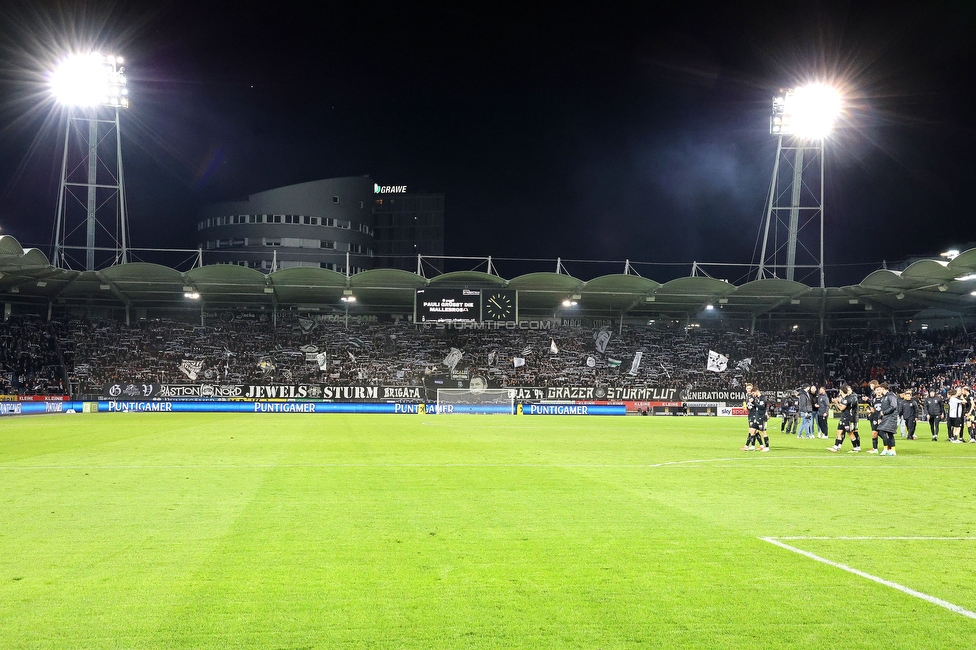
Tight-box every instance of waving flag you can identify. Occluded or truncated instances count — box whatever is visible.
[443,348,464,371]
[178,359,203,381]
[628,351,643,376]
[706,350,728,373]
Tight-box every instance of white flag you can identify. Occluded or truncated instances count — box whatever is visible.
[736,358,753,372]
[513,357,526,368]
[706,350,728,373]
[628,351,643,376]
[348,351,356,363]
[550,340,559,354]
[179,359,203,381]
[488,351,497,366]
[594,328,611,354]
[443,347,464,371]
[586,356,596,368]
[315,351,328,371]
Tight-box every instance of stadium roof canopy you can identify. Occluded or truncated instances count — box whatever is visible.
[3,234,976,322]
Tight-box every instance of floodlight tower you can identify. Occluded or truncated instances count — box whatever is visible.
[756,85,841,288]
[50,53,130,270]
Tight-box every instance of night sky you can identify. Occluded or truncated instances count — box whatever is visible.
[1,1,975,285]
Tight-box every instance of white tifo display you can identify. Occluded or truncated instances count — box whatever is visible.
[435,388,516,414]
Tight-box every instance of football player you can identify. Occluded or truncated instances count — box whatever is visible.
[741,386,770,452]
[827,383,860,452]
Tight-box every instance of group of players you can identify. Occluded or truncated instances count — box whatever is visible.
[739,381,976,456]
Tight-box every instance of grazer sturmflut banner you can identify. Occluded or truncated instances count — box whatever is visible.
[543,386,679,401]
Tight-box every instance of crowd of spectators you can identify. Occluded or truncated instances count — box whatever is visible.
[823,329,976,395]
[4,311,974,399]
[60,314,819,396]
[0,315,67,395]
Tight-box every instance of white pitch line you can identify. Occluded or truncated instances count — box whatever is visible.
[774,536,976,541]
[760,537,976,620]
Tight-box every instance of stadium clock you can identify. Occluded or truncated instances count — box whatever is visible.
[481,289,517,322]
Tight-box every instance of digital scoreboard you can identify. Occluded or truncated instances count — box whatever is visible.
[414,288,518,323]
[415,288,481,323]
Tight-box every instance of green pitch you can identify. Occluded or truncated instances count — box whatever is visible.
[1,413,975,649]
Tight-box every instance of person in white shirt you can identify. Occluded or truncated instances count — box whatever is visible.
[947,388,965,443]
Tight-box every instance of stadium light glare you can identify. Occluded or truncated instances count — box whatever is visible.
[341,296,356,303]
[956,273,976,281]
[941,250,960,260]
[561,299,578,307]
[770,84,842,139]
[183,292,200,300]
[705,304,714,311]
[50,52,128,108]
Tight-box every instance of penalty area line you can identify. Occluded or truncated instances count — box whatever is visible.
[760,537,976,620]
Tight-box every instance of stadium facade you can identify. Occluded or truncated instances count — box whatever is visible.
[196,176,444,274]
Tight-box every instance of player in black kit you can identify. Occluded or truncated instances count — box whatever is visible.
[898,389,918,440]
[964,386,976,443]
[865,380,883,454]
[827,383,861,452]
[923,389,944,441]
[741,386,770,452]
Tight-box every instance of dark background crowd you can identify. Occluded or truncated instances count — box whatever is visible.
[2,313,976,399]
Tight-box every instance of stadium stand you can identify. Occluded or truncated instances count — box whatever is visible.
[2,233,976,400]
[45,317,975,398]
[0,315,67,395]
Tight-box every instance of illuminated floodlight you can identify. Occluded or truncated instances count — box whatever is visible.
[941,249,960,261]
[50,52,128,108]
[561,299,577,307]
[341,295,356,303]
[770,84,841,139]
[183,292,200,300]
[956,273,976,281]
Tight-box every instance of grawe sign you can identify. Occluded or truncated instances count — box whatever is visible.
[373,184,407,194]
